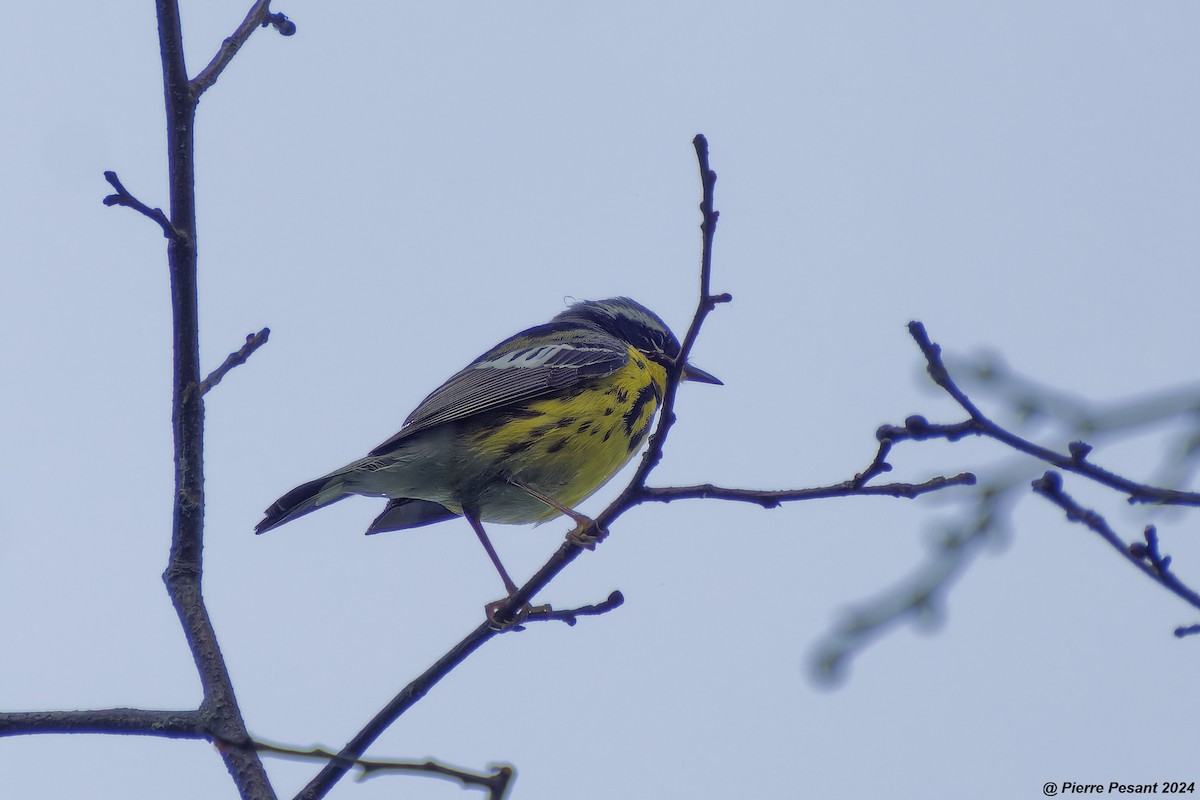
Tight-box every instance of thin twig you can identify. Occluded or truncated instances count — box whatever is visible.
[237,738,512,797]
[191,1,292,98]
[679,133,734,361]
[1031,470,1200,615]
[852,437,895,488]
[102,171,181,240]
[201,328,270,395]
[642,473,976,507]
[523,590,626,626]
[603,133,731,521]
[294,586,623,798]
[297,622,496,799]
[640,431,974,507]
[895,322,1200,507]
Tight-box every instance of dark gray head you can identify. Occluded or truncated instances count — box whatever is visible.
[554,297,721,384]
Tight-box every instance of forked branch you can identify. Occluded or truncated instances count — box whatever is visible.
[1032,471,1200,625]
[102,171,181,240]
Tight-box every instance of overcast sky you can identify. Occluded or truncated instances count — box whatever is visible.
[2,2,1198,799]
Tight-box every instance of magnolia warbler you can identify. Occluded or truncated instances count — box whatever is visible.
[255,297,720,594]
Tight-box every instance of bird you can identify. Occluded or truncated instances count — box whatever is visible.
[255,296,720,596]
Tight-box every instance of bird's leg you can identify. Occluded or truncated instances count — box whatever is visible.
[507,478,608,550]
[465,510,519,596]
[465,510,549,630]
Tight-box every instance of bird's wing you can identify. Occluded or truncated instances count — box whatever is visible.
[369,323,628,457]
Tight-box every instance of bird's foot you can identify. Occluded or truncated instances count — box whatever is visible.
[566,520,608,550]
[486,599,551,631]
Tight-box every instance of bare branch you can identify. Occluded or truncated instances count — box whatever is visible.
[852,436,896,488]
[893,322,1200,507]
[263,12,296,36]
[633,433,973,509]
[102,171,181,240]
[0,708,203,739]
[201,328,271,395]
[296,622,498,799]
[58,5,294,794]
[1031,470,1200,616]
[295,585,617,799]
[356,760,511,800]
[603,134,731,519]
[641,474,976,507]
[522,590,625,626]
[234,737,513,798]
[154,0,276,795]
[191,1,295,98]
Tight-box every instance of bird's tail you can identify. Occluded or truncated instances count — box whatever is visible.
[255,473,354,534]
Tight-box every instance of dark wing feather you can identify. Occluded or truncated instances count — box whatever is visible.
[369,323,628,457]
[365,498,457,533]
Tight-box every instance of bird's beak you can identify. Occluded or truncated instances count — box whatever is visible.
[682,361,722,386]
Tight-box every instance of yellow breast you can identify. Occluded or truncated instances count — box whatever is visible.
[468,345,667,521]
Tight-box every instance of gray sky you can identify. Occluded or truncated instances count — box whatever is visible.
[2,2,1198,798]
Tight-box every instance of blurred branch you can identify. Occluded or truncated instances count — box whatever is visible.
[947,351,1200,433]
[812,483,1016,685]
[201,328,271,395]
